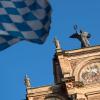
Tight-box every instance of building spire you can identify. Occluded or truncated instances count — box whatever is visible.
[53,37,61,49]
[70,25,91,48]
[24,74,31,88]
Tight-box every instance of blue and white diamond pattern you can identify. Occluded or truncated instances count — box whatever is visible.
[0,0,51,50]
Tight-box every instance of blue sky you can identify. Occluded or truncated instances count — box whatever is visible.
[0,0,100,100]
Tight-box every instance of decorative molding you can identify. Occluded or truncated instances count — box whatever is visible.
[64,45,100,57]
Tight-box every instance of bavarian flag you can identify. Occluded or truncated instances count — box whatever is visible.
[0,0,51,51]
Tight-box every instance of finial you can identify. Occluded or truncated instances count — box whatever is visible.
[70,25,91,48]
[53,37,61,49]
[24,74,31,88]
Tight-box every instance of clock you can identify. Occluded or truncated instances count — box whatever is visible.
[79,62,100,84]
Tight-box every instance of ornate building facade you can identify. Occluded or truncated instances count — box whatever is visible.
[25,29,100,100]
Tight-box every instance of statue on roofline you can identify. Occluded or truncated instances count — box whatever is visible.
[70,25,91,48]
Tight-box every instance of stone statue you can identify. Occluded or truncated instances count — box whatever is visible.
[70,25,91,48]
[24,74,31,88]
[53,37,61,49]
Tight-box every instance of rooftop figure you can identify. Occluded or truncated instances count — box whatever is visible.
[70,25,91,48]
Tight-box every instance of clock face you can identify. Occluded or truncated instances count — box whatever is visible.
[80,62,100,84]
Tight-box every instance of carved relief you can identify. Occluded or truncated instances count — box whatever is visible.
[68,58,83,69]
[80,62,100,84]
[70,60,78,69]
[73,56,100,82]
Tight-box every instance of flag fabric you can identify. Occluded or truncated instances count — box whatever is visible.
[0,0,51,51]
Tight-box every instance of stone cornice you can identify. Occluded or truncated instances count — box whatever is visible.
[68,83,100,94]
[63,45,100,57]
